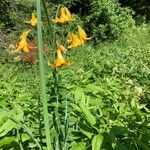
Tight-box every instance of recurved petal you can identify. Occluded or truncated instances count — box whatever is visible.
[23,44,30,52]
[20,30,31,39]
[68,32,83,48]
[56,41,67,53]
[78,25,91,40]
[50,50,71,68]
[25,12,37,26]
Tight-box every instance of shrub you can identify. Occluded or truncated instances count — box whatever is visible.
[0,0,15,27]
[83,0,135,41]
[119,0,150,20]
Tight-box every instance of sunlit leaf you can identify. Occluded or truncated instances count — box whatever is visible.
[92,134,104,150]
[71,142,86,150]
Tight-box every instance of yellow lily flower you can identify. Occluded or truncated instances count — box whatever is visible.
[25,12,37,26]
[64,7,74,21]
[16,30,31,53]
[56,41,67,53]
[54,7,66,24]
[67,32,82,48]
[48,49,70,68]
[53,6,74,24]
[67,25,91,48]
[78,25,91,42]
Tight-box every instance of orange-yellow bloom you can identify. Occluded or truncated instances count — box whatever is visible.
[67,26,91,48]
[78,25,91,44]
[16,30,31,53]
[56,41,67,53]
[64,7,73,20]
[25,12,37,26]
[48,49,70,68]
[54,7,66,24]
[53,6,74,24]
[67,32,83,48]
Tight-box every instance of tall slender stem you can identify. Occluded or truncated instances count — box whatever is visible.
[54,69,61,150]
[64,98,69,150]
[37,0,52,150]
[41,0,53,45]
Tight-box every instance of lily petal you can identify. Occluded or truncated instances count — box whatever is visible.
[25,12,37,26]
[68,32,83,48]
[56,41,67,53]
[53,6,74,24]
[49,49,71,68]
[78,25,91,40]
[16,30,31,53]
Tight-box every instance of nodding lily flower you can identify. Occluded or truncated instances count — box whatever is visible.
[56,41,67,53]
[78,25,91,44]
[67,32,83,48]
[53,6,74,24]
[67,26,91,48]
[25,12,37,26]
[16,30,31,53]
[64,7,74,20]
[48,49,71,68]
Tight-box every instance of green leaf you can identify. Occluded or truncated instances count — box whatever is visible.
[75,87,96,126]
[136,140,150,150]
[75,87,85,104]
[0,119,17,137]
[70,103,81,112]
[80,128,92,139]
[85,84,101,95]
[71,142,86,150]
[21,133,30,142]
[79,102,96,126]
[0,137,16,148]
[92,134,104,150]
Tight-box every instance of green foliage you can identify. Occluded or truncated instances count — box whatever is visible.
[0,0,35,29]
[34,24,149,149]
[83,0,135,41]
[0,0,15,27]
[0,0,150,149]
[0,60,41,149]
[119,0,150,20]
[66,25,150,149]
[0,24,150,149]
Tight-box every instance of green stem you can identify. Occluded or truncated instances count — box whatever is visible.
[37,0,52,150]
[41,0,53,45]
[64,98,69,150]
[42,0,57,62]
[17,128,24,150]
[9,117,42,150]
[54,69,61,150]
[48,4,61,148]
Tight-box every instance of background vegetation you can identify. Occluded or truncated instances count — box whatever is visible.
[0,0,150,149]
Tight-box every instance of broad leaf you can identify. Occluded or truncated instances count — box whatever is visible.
[79,102,96,126]
[92,134,103,150]
[71,142,86,150]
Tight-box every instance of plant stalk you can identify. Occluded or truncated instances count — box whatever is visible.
[37,0,52,150]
